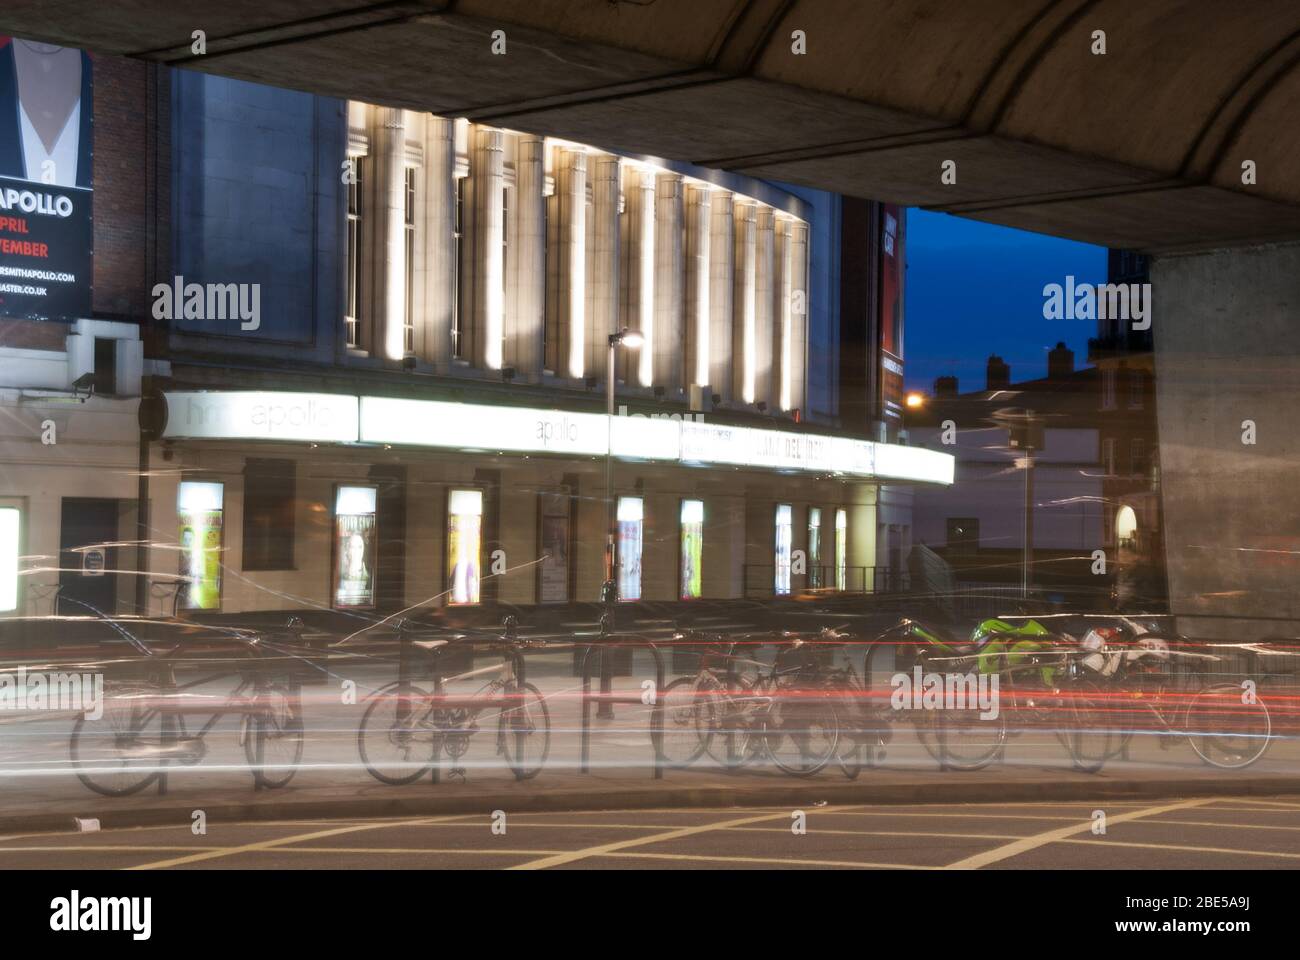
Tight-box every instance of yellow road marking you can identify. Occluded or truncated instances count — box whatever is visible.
[507,810,796,870]
[125,814,475,870]
[942,797,1216,869]
[1054,837,1300,859]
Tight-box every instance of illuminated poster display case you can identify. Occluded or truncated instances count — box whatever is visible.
[447,489,483,606]
[0,504,20,613]
[177,481,224,610]
[774,504,793,595]
[333,485,377,609]
[680,499,703,600]
[808,507,823,590]
[835,507,848,591]
[617,496,643,601]
[538,491,573,604]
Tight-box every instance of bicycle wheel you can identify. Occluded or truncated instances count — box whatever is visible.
[701,675,764,768]
[929,691,1007,772]
[245,681,305,788]
[500,681,551,780]
[1185,683,1272,769]
[660,676,713,767]
[70,683,165,797]
[1057,680,1114,774]
[836,705,864,780]
[762,695,839,777]
[357,682,437,785]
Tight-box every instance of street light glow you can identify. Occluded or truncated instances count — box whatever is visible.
[905,391,925,408]
[619,329,644,349]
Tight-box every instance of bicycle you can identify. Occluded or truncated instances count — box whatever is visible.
[660,631,841,777]
[357,617,551,784]
[69,637,304,797]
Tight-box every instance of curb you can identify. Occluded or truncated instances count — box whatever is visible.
[5,775,1300,835]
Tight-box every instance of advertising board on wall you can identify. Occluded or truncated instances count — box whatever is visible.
[0,38,93,322]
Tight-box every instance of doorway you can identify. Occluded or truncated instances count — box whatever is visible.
[59,498,122,616]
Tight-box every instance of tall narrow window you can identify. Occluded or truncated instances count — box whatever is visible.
[345,157,365,348]
[807,508,822,589]
[680,500,703,600]
[1103,438,1117,476]
[403,167,416,356]
[543,192,556,373]
[774,504,792,595]
[617,497,644,601]
[835,508,847,591]
[501,186,510,336]
[452,175,466,359]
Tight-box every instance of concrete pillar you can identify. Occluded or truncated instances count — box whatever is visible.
[684,184,712,389]
[732,200,756,404]
[847,483,879,593]
[773,216,791,412]
[787,220,809,413]
[469,125,505,370]
[708,190,734,405]
[653,172,683,393]
[371,106,408,362]
[1153,242,1300,639]
[417,115,455,370]
[554,148,587,379]
[587,154,620,380]
[509,134,545,382]
[754,206,775,409]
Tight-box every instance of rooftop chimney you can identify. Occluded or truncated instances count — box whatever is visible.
[934,375,959,398]
[986,355,1010,391]
[1048,341,1074,378]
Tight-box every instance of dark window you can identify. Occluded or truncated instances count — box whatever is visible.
[946,517,979,553]
[404,167,416,356]
[242,459,296,571]
[452,176,465,359]
[93,338,117,395]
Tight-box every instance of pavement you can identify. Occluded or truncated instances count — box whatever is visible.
[4,796,1299,870]
[0,646,1296,837]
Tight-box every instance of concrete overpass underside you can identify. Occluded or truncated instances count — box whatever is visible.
[5,0,1300,635]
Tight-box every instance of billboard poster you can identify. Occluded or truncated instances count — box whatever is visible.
[178,482,224,610]
[448,489,482,606]
[879,204,905,425]
[835,507,847,591]
[0,38,93,322]
[774,503,792,595]
[334,485,377,609]
[616,497,643,601]
[538,492,570,604]
[680,500,703,600]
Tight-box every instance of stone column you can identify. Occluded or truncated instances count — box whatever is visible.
[510,134,545,382]
[708,190,734,405]
[555,147,588,380]
[786,220,809,413]
[418,115,455,370]
[684,184,712,390]
[732,200,756,404]
[469,125,505,370]
[623,167,656,388]
[754,205,775,409]
[587,154,620,380]
[653,172,683,393]
[371,106,408,362]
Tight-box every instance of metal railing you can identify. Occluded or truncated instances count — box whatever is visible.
[741,564,908,598]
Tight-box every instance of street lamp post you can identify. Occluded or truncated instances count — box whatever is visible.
[599,328,642,719]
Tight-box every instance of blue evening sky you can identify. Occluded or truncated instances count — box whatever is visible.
[904,208,1108,394]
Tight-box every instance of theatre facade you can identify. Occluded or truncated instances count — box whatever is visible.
[0,50,952,619]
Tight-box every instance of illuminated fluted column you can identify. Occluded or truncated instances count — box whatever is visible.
[587,154,620,380]
[732,200,756,404]
[708,190,733,405]
[627,167,656,387]
[754,206,775,408]
[555,147,587,379]
[684,184,712,389]
[786,220,809,413]
[510,134,545,382]
[418,115,456,370]
[470,125,505,369]
[653,172,683,392]
[773,216,792,411]
[373,106,408,362]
